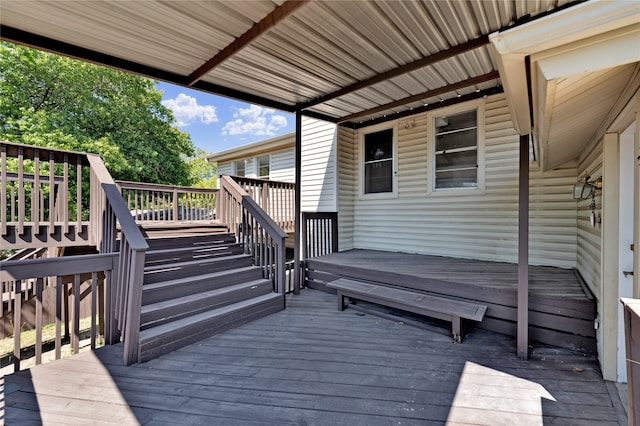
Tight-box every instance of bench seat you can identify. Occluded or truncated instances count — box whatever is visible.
[327,278,487,342]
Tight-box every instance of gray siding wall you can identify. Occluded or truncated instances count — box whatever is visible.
[301,117,337,212]
[576,138,603,298]
[216,149,294,182]
[337,93,579,268]
[337,125,357,250]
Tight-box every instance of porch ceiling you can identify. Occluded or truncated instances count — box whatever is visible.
[0,0,576,128]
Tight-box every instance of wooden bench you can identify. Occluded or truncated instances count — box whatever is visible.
[327,278,487,342]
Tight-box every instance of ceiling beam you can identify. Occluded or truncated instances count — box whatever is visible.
[336,71,500,123]
[298,35,490,110]
[187,0,309,86]
[344,86,503,129]
[0,25,297,113]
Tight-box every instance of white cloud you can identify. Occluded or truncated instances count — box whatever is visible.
[162,93,218,127]
[222,105,287,136]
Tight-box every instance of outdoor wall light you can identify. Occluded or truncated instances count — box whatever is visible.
[572,176,602,200]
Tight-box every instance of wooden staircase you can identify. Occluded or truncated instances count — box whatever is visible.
[136,231,285,362]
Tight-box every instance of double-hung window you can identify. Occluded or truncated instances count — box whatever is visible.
[433,108,479,190]
[234,160,245,177]
[257,154,270,179]
[363,128,394,194]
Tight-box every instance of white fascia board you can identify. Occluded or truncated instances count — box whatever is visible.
[489,0,640,136]
[207,132,295,163]
[533,24,640,80]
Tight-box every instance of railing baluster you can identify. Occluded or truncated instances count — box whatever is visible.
[55,276,62,360]
[17,147,24,235]
[13,280,22,372]
[35,277,43,365]
[72,273,81,354]
[76,156,82,234]
[1,145,6,235]
[91,271,97,349]
[63,154,69,234]
[33,149,40,233]
[49,155,55,234]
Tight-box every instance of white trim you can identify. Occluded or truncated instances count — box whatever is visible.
[207,132,295,163]
[489,0,640,136]
[357,121,398,200]
[426,99,486,196]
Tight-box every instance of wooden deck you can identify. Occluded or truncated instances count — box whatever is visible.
[305,249,597,354]
[1,290,625,425]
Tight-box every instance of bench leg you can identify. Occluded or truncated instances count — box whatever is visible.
[337,291,346,311]
[452,316,462,343]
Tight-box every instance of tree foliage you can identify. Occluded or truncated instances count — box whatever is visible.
[0,42,198,185]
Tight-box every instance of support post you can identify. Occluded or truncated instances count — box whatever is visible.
[634,94,640,298]
[293,110,302,294]
[517,134,529,360]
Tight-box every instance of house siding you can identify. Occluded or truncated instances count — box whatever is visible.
[576,138,603,298]
[218,162,233,177]
[339,93,578,268]
[216,149,295,182]
[301,117,338,212]
[337,125,357,251]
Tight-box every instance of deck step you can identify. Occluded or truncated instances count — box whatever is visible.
[144,232,236,251]
[140,278,273,329]
[143,254,253,284]
[142,265,264,304]
[144,241,244,264]
[138,293,284,363]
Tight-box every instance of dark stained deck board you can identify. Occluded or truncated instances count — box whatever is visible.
[307,249,590,298]
[3,290,621,425]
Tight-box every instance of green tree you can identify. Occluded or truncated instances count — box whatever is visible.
[184,148,218,189]
[0,42,195,185]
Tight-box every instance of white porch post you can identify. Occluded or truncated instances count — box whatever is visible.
[634,95,640,298]
[601,132,620,381]
[293,110,302,294]
[517,133,529,359]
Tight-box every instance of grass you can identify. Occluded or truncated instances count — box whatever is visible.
[0,317,104,374]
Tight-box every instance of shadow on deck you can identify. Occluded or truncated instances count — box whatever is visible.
[1,290,624,425]
[305,249,597,354]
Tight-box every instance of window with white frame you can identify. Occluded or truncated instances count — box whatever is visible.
[363,128,394,194]
[234,160,245,177]
[257,154,270,179]
[433,108,479,189]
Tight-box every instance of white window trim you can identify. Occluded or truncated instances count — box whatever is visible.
[358,121,398,199]
[426,99,486,196]
[256,154,271,180]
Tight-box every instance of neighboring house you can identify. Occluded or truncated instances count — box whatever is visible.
[208,132,295,182]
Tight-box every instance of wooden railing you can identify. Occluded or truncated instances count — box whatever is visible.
[219,175,288,295]
[116,180,217,222]
[230,175,295,232]
[1,141,91,248]
[1,254,116,372]
[0,141,148,368]
[88,156,148,365]
[302,212,338,259]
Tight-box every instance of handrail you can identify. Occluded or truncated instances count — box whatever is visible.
[1,253,117,371]
[87,154,147,365]
[219,175,287,295]
[229,175,295,232]
[116,179,217,223]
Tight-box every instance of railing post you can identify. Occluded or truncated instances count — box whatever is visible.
[173,188,179,221]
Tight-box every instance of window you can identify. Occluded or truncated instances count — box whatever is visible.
[234,160,245,177]
[433,108,478,189]
[363,128,394,194]
[257,155,270,179]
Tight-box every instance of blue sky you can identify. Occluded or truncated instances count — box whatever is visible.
[157,82,295,154]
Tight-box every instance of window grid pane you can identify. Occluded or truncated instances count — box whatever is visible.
[434,109,478,189]
[364,128,394,194]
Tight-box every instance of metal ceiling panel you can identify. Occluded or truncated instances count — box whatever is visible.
[1,0,578,125]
